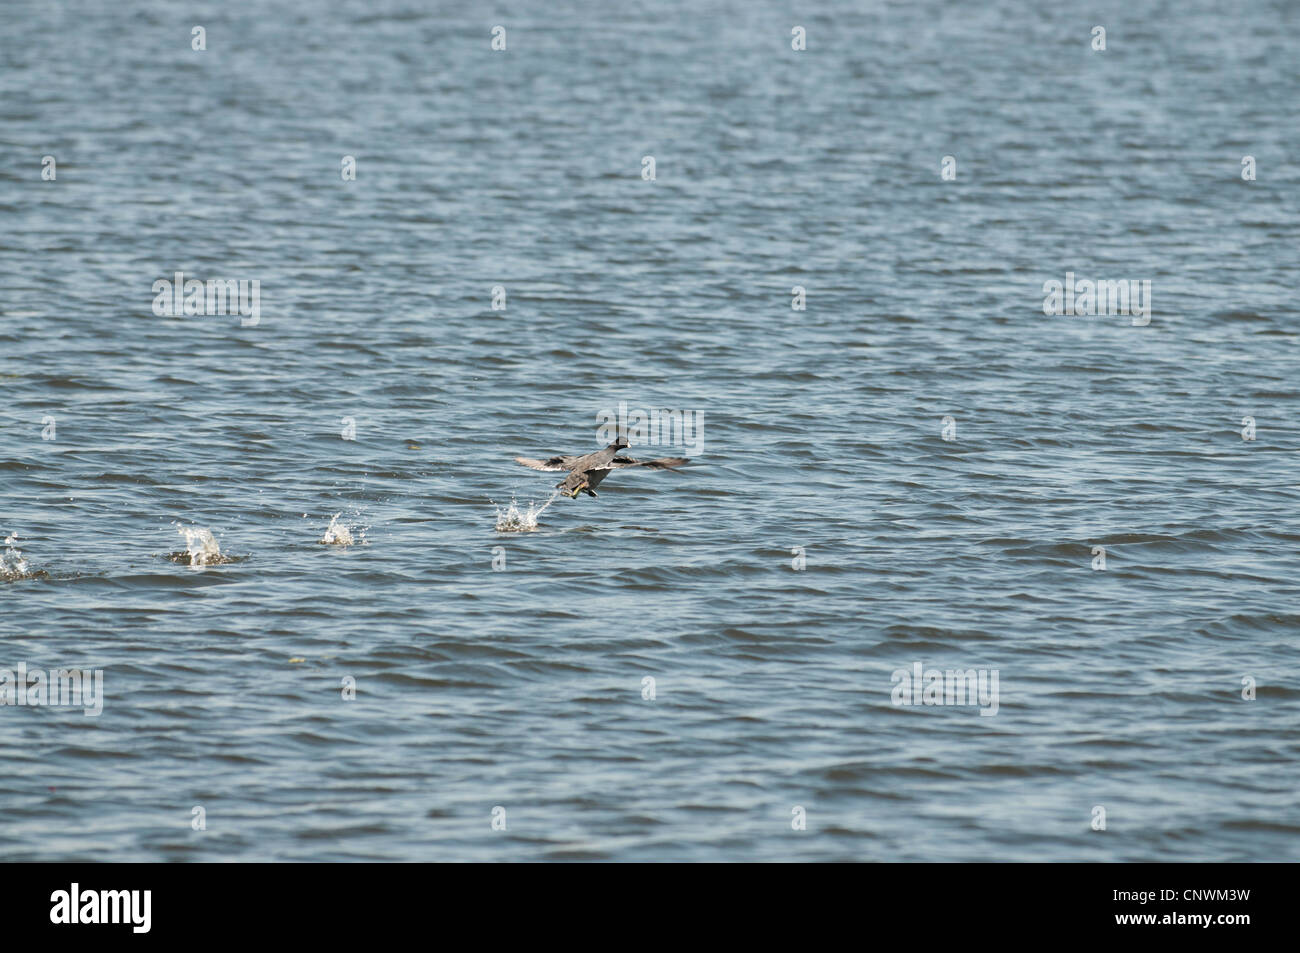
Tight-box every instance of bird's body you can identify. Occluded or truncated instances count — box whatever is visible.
[514,438,689,498]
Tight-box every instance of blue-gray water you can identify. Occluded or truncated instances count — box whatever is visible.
[2,0,1298,861]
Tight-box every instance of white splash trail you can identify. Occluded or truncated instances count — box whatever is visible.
[1,533,31,579]
[494,489,562,532]
[175,524,221,567]
[320,513,355,545]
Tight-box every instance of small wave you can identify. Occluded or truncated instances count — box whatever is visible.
[0,533,48,581]
[494,490,561,532]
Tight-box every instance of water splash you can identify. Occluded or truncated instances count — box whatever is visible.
[1,533,47,581]
[169,524,226,567]
[494,489,561,532]
[319,513,362,546]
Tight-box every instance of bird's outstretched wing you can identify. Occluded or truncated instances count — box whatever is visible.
[605,456,689,470]
[514,455,577,471]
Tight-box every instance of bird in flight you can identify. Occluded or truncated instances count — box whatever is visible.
[514,436,689,499]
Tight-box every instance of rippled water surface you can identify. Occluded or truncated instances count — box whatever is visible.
[2,0,1299,861]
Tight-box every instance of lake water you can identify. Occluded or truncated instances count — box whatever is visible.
[2,0,1298,861]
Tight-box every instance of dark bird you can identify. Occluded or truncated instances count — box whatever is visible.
[514,437,689,499]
